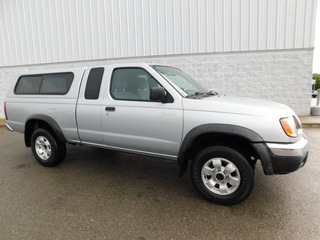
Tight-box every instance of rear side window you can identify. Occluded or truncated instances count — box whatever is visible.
[15,72,74,95]
[15,76,42,94]
[40,73,73,94]
[85,67,104,99]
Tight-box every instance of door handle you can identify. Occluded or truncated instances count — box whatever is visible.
[105,106,116,112]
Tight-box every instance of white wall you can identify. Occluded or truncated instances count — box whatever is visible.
[0,49,313,118]
[0,0,318,66]
[0,0,316,117]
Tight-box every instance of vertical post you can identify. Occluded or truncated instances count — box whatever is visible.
[317,89,320,106]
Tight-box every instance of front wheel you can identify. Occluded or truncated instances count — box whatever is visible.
[190,146,255,205]
[31,128,66,167]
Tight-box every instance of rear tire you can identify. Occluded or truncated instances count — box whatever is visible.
[31,128,66,167]
[191,146,255,205]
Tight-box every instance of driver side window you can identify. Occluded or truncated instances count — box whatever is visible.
[110,68,162,101]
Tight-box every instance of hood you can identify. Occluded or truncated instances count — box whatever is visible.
[183,95,295,118]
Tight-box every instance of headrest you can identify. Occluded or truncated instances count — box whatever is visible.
[137,78,148,89]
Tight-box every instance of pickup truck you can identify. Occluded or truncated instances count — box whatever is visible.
[4,63,308,205]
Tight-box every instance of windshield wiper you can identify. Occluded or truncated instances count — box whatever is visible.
[186,92,206,98]
[186,91,219,98]
[206,90,219,95]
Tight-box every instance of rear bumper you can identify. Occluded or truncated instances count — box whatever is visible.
[253,134,308,175]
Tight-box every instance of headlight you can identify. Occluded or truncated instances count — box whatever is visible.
[280,115,303,137]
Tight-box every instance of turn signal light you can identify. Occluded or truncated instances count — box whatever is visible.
[280,119,293,136]
[280,116,302,137]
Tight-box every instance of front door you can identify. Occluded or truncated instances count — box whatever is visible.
[101,67,183,158]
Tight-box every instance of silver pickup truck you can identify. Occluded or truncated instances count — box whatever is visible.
[4,63,308,205]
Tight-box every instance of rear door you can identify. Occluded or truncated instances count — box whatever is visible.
[76,67,105,144]
[101,66,183,158]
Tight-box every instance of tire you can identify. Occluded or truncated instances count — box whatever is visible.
[31,128,66,167]
[190,146,255,205]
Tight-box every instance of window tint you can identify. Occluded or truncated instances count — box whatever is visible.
[15,76,42,94]
[41,73,73,94]
[85,67,104,99]
[15,72,74,95]
[110,68,162,101]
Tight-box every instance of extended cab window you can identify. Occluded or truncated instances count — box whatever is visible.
[85,67,105,100]
[110,68,163,101]
[15,72,74,95]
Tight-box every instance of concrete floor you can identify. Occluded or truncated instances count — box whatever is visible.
[0,128,319,240]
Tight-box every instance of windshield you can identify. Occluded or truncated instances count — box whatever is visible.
[152,65,209,97]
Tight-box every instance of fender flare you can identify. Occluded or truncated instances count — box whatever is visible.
[177,124,265,176]
[24,114,67,147]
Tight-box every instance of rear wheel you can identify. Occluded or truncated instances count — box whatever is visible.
[191,146,255,205]
[31,128,66,167]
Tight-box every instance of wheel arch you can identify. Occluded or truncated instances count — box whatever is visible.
[24,114,67,147]
[178,124,264,177]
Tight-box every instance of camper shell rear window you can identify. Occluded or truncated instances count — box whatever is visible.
[15,72,74,95]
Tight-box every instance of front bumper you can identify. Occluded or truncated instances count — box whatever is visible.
[266,135,308,157]
[5,123,13,132]
[253,134,308,175]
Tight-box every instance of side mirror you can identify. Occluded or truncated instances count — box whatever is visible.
[150,87,166,103]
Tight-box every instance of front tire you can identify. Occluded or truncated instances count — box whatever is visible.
[31,128,66,167]
[191,146,255,205]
